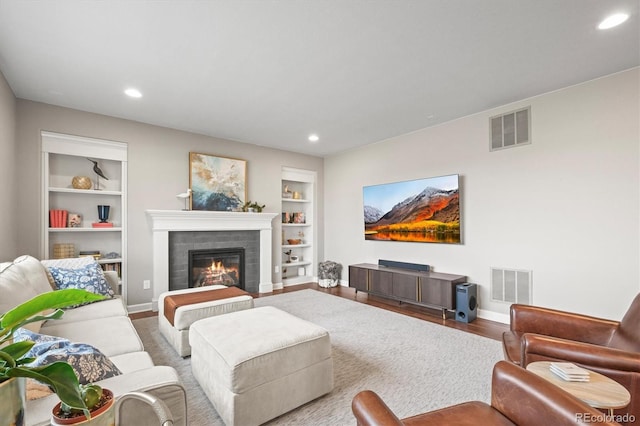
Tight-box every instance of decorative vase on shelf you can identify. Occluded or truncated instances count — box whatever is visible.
[97,206,110,223]
[71,176,92,190]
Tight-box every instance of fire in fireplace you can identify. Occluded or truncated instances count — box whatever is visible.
[188,248,245,289]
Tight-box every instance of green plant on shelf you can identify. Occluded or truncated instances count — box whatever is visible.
[242,201,265,213]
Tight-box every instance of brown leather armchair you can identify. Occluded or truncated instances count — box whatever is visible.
[502,294,640,424]
[352,361,619,425]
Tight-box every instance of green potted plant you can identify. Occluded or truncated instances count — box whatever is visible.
[242,201,265,213]
[0,289,105,425]
[51,383,115,425]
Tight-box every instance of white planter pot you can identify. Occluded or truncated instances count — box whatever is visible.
[0,377,26,426]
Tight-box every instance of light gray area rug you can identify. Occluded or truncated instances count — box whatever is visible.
[133,289,503,425]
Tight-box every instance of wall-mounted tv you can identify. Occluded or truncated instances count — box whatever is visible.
[363,174,460,244]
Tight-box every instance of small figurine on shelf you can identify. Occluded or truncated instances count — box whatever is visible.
[103,252,120,259]
[282,185,293,199]
[284,250,292,263]
[176,189,192,211]
[87,158,109,190]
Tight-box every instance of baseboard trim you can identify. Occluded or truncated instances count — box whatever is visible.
[478,309,509,324]
[259,281,274,293]
[127,302,152,314]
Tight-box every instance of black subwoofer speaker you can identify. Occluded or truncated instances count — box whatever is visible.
[455,283,477,323]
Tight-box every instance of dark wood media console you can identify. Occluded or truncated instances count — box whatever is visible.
[349,263,467,318]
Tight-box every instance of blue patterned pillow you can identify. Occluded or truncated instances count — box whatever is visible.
[48,262,115,299]
[14,328,122,384]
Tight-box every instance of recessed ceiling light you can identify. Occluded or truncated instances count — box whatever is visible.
[308,134,319,143]
[598,13,629,30]
[124,88,142,98]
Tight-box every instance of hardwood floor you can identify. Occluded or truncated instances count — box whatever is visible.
[132,283,509,342]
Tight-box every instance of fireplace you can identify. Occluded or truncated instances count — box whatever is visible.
[189,248,245,289]
[146,210,278,311]
[168,230,260,293]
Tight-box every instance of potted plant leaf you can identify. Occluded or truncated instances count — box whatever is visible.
[0,289,105,425]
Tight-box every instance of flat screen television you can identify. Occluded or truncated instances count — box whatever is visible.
[363,174,460,244]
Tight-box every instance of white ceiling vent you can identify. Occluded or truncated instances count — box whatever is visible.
[490,107,531,151]
[491,267,532,305]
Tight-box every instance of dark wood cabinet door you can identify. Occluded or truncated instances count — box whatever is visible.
[369,270,392,295]
[392,273,418,301]
[349,266,368,292]
[420,278,459,309]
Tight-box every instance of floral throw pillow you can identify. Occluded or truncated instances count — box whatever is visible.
[48,262,115,299]
[13,328,122,384]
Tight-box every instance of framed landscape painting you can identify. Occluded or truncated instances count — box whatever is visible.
[189,152,247,211]
[363,174,461,244]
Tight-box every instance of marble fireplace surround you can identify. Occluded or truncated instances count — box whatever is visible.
[146,210,278,311]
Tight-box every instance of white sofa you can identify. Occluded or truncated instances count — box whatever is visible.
[0,255,187,426]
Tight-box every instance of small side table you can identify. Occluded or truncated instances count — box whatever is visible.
[527,361,630,415]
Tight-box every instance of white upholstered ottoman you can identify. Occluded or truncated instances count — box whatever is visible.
[158,285,254,357]
[189,306,334,426]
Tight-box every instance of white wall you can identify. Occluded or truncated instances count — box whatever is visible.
[14,101,323,306]
[324,68,640,321]
[0,70,17,260]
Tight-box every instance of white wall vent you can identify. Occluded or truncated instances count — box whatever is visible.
[491,267,532,305]
[490,106,531,151]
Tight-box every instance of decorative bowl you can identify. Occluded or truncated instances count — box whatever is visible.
[71,176,92,190]
[287,239,302,245]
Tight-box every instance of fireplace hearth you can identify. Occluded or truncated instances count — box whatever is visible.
[189,248,245,289]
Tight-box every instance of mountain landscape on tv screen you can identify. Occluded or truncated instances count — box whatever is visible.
[364,186,460,243]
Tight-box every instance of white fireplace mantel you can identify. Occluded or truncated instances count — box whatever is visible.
[146,210,278,310]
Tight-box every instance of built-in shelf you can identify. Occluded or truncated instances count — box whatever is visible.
[97,258,122,264]
[41,131,128,304]
[282,198,311,203]
[280,167,317,288]
[281,243,311,249]
[282,261,312,267]
[48,227,123,232]
[49,187,123,196]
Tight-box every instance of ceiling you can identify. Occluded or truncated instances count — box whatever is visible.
[0,1,638,157]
